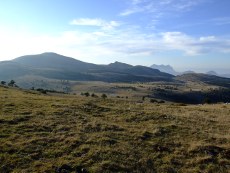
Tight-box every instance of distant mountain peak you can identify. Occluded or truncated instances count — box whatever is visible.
[41,52,57,54]
[40,52,60,56]
[182,70,196,74]
[108,61,133,69]
[206,71,218,76]
[110,61,132,65]
[150,64,177,75]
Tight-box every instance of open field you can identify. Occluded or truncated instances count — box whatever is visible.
[0,85,230,172]
[10,73,230,104]
[71,81,229,104]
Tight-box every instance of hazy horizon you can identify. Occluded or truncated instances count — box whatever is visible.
[0,0,230,74]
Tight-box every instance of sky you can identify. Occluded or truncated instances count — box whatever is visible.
[0,0,230,73]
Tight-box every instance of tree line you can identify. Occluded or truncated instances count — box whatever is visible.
[1,80,18,87]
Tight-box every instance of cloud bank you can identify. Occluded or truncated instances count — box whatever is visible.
[120,0,205,16]
[1,17,230,63]
[70,18,120,30]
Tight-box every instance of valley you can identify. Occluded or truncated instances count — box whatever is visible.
[0,52,230,172]
[1,0,230,172]
[0,52,229,104]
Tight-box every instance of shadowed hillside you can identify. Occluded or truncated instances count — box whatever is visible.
[0,53,174,83]
[0,61,31,80]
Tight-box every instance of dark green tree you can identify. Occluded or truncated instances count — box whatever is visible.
[142,96,145,101]
[1,81,6,85]
[91,93,98,98]
[101,93,107,99]
[203,97,211,104]
[8,80,16,87]
[85,92,90,97]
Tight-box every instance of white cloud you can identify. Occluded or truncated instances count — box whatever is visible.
[70,18,105,26]
[120,0,206,16]
[70,18,120,30]
[210,17,230,25]
[132,0,143,5]
[199,36,216,42]
[161,32,230,55]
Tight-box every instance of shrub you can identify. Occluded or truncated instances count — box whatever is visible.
[8,80,16,87]
[150,99,158,103]
[91,93,98,98]
[1,81,6,85]
[84,92,90,97]
[150,99,165,104]
[158,100,165,104]
[203,97,211,104]
[101,93,107,99]
[36,88,47,94]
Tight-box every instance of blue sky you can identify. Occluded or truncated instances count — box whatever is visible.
[0,0,230,73]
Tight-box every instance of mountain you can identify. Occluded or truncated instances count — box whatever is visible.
[107,61,133,69]
[182,70,230,79]
[150,64,230,79]
[182,70,196,74]
[0,53,174,85]
[13,52,99,72]
[106,63,172,77]
[150,64,177,75]
[206,71,218,76]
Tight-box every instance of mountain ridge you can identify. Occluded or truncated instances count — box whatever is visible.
[150,64,230,79]
[1,52,230,89]
[1,53,174,84]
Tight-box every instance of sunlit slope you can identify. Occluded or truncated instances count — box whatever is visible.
[0,86,229,172]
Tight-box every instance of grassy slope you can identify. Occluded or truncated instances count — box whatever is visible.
[0,86,229,173]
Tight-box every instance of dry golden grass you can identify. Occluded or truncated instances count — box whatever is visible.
[0,86,229,172]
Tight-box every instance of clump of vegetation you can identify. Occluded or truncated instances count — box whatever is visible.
[8,80,16,86]
[81,92,90,97]
[150,98,165,104]
[101,93,107,99]
[91,93,98,98]
[142,96,145,101]
[1,81,6,85]
[36,88,47,94]
[7,80,18,87]
[203,97,212,104]
[150,98,158,103]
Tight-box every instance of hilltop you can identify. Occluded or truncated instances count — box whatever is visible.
[150,64,178,75]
